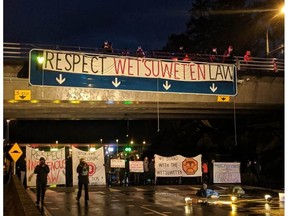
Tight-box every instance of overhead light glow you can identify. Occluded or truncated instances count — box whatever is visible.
[123,101,133,105]
[53,100,61,104]
[106,100,114,105]
[8,100,18,103]
[30,100,39,103]
[89,147,96,152]
[108,147,114,152]
[37,56,45,64]
[50,147,58,151]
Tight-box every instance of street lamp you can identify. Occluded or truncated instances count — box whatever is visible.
[116,139,119,154]
[266,5,285,56]
[6,119,10,145]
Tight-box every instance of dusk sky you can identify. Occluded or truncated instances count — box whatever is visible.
[4,0,192,51]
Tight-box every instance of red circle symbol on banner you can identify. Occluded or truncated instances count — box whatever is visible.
[182,158,198,175]
[87,162,96,176]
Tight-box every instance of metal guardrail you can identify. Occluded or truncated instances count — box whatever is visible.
[4,42,284,73]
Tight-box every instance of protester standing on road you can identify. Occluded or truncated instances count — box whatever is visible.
[76,158,89,204]
[143,157,149,185]
[30,157,50,205]
[202,160,209,183]
[17,156,27,188]
[149,157,155,185]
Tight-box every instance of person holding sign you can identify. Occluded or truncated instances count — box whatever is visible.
[29,157,50,205]
[76,158,89,204]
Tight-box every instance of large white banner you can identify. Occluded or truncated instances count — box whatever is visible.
[72,146,106,186]
[42,50,234,82]
[26,146,66,187]
[213,162,241,183]
[155,154,202,177]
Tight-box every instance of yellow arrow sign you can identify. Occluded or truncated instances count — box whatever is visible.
[217,96,230,102]
[8,143,23,162]
[15,90,31,100]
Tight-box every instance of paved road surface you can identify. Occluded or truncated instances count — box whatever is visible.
[22,185,284,216]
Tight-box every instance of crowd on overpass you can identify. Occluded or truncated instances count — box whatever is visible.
[99,40,281,73]
[3,42,284,77]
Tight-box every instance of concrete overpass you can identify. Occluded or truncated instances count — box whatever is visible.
[3,43,284,120]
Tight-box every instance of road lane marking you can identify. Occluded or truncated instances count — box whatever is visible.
[165,187,178,191]
[109,188,121,192]
[126,199,134,201]
[216,186,228,190]
[188,186,200,190]
[135,187,147,191]
[127,205,135,207]
[141,205,169,216]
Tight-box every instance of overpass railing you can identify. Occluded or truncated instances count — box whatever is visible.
[4,42,284,74]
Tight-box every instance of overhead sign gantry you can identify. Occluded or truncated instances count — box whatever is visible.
[29,49,237,96]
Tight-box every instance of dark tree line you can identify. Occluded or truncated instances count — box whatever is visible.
[163,0,284,57]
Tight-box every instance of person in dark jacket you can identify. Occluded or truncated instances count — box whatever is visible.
[76,158,89,204]
[149,157,155,185]
[223,45,235,63]
[33,157,50,205]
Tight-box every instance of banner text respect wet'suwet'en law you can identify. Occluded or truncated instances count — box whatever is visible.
[29,49,237,95]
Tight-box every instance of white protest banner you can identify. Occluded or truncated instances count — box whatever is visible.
[129,161,144,173]
[72,146,106,186]
[26,146,66,187]
[43,50,234,82]
[155,154,202,177]
[213,162,241,183]
[110,159,125,168]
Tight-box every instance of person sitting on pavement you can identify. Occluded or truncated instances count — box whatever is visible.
[196,183,219,198]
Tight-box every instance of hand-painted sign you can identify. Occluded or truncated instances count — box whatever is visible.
[26,146,66,187]
[129,161,144,173]
[110,159,125,168]
[72,146,106,186]
[154,154,202,177]
[29,49,237,95]
[213,162,241,183]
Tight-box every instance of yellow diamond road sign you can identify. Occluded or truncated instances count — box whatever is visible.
[9,143,23,162]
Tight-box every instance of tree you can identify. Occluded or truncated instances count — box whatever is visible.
[163,0,284,57]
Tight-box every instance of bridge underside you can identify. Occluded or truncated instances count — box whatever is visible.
[4,99,283,120]
[4,62,284,120]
